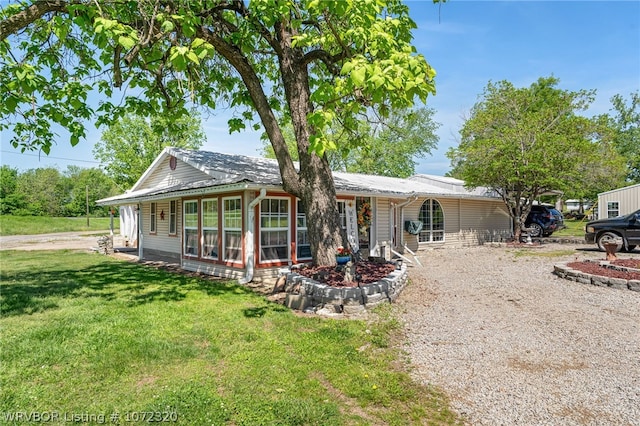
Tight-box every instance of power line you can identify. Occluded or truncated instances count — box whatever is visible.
[0,150,101,165]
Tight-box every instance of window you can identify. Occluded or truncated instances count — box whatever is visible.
[296,200,311,259]
[223,197,242,262]
[296,200,346,260]
[169,200,177,235]
[150,202,157,233]
[418,199,444,243]
[260,198,289,262]
[607,202,620,218]
[202,199,219,259]
[183,200,198,256]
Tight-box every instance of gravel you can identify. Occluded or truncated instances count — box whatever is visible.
[397,243,640,426]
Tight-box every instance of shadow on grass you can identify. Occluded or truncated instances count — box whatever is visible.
[1,260,255,317]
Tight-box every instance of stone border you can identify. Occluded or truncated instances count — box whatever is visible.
[281,264,408,315]
[553,261,640,292]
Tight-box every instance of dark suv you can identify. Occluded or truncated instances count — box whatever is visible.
[525,205,564,237]
[585,209,640,252]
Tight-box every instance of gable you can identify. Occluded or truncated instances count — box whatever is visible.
[135,154,211,191]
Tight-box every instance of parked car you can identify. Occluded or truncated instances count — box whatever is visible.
[525,205,564,237]
[584,209,640,252]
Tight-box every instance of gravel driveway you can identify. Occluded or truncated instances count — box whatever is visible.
[398,244,640,426]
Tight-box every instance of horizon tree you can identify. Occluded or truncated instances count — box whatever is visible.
[1,0,440,265]
[448,76,625,241]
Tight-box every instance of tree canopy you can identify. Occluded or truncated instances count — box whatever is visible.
[447,76,626,240]
[1,0,439,265]
[609,91,640,183]
[94,112,205,188]
[260,107,440,178]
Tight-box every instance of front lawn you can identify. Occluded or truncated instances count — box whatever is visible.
[0,216,118,236]
[0,250,460,425]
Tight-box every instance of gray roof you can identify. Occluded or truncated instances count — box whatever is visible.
[97,148,500,204]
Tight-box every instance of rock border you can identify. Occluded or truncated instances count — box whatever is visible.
[280,264,408,316]
[553,261,640,292]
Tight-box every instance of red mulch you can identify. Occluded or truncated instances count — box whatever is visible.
[295,261,396,287]
[567,259,640,281]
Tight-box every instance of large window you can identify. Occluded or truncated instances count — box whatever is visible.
[607,202,620,218]
[223,197,242,262]
[296,200,346,260]
[260,198,289,262]
[183,200,198,256]
[418,199,444,243]
[169,200,177,235]
[150,202,157,234]
[202,199,219,259]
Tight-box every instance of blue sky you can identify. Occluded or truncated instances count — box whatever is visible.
[1,0,639,175]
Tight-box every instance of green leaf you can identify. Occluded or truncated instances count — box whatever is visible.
[118,36,136,50]
[351,67,366,86]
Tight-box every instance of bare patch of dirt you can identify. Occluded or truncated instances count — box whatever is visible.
[295,261,396,287]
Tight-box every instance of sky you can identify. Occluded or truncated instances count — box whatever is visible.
[1,0,639,176]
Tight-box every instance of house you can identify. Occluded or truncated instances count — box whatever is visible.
[597,183,640,219]
[97,148,511,282]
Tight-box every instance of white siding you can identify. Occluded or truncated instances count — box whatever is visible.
[371,198,392,258]
[598,184,640,218]
[138,156,210,190]
[140,200,181,257]
[401,197,510,252]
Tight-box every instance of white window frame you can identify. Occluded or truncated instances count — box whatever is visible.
[418,199,445,243]
[150,202,157,234]
[296,200,346,260]
[201,198,219,260]
[169,200,177,235]
[223,196,243,263]
[260,198,290,263]
[183,200,199,257]
[607,201,620,218]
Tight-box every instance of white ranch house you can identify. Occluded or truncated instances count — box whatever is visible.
[97,148,511,282]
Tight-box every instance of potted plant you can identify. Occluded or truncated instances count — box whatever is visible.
[335,246,352,265]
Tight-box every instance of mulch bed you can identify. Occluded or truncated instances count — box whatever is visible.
[295,261,396,287]
[567,258,640,281]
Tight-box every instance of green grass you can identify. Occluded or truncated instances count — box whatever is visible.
[552,219,586,238]
[0,216,118,236]
[0,250,461,425]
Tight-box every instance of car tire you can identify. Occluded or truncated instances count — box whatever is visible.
[624,245,637,252]
[528,223,543,237]
[597,232,623,252]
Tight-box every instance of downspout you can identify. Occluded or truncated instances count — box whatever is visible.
[137,203,143,260]
[397,193,419,248]
[239,188,267,285]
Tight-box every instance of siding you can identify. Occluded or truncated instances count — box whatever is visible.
[371,198,392,258]
[138,156,210,190]
[598,184,640,218]
[140,199,182,258]
[401,197,510,252]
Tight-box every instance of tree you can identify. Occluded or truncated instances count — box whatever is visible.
[16,167,67,216]
[261,107,440,177]
[0,165,24,214]
[62,166,120,216]
[1,1,438,265]
[447,77,624,241]
[94,112,205,188]
[609,92,640,183]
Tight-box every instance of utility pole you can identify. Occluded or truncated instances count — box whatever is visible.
[86,185,90,227]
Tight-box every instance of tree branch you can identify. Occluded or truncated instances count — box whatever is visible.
[1,0,69,41]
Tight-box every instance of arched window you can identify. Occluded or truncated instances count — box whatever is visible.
[418,199,444,243]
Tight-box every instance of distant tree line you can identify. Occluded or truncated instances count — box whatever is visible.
[0,165,119,217]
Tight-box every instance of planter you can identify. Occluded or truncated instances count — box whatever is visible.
[336,255,351,265]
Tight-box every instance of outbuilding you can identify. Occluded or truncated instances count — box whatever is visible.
[97,148,511,282]
[597,183,640,219]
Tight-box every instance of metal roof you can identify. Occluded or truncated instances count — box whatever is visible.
[97,148,501,205]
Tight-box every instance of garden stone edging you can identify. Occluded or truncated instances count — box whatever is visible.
[282,264,409,315]
[553,261,640,292]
